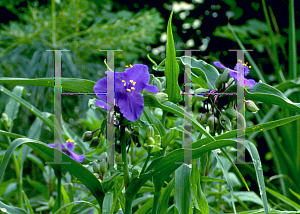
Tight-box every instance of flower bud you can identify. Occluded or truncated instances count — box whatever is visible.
[153,135,161,146]
[154,92,168,103]
[82,131,93,142]
[152,78,162,91]
[220,68,230,83]
[236,112,246,129]
[115,154,122,163]
[215,75,223,90]
[93,160,101,174]
[99,163,108,174]
[207,115,218,132]
[125,127,132,138]
[215,75,222,90]
[1,113,12,129]
[89,137,101,149]
[197,113,209,125]
[245,100,259,113]
[219,114,231,131]
[225,107,237,119]
[146,126,155,138]
[145,137,155,146]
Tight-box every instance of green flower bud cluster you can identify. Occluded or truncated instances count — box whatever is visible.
[92,160,107,182]
[144,126,162,155]
[82,129,103,149]
[215,69,231,90]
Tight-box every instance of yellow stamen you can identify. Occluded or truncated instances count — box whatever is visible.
[130,80,133,83]
[74,143,77,146]
[133,82,136,85]
[124,83,126,86]
[66,139,74,142]
[249,66,251,68]
[122,80,125,82]
[127,89,131,92]
[130,64,132,67]
[131,87,135,90]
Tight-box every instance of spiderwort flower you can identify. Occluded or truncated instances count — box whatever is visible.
[213,61,257,88]
[49,139,85,163]
[93,64,159,122]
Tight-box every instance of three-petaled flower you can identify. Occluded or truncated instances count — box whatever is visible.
[94,64,159,122]
[49,139,85,163]
[213,61,257,88]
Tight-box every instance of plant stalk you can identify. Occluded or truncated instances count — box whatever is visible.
[120,115,130,189]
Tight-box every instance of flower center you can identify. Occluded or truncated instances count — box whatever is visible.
[122,79,136,92]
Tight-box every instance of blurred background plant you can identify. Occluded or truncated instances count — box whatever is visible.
[0,0,164,138]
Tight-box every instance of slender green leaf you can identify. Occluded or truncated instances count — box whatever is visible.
[190,162,209,214]
[0,138,105,210]
[275,78,300,92]
[61,184,72,214]
[126,139,237,200]
[221,83,300,113]
[144,95,215,141]
[0,200,28,214]
[0,130,26,139]
[53,200,101,214]
[0,77,96,95]
[266,187,300,210]
[246,83,300,113]
[103,192,113,214]
[174,164,192,214]
[212,150,237,213]
[134,197,154,214]
[288,0,297,79]
[143,107,166,136]
[261,0,282,82]
[245,141,269,214]
[165,11,182,103]
[3,86,29,128]
[178,56,219,90]
[22,191,34,214]
[157,178,175,214]
[0,85,54,132]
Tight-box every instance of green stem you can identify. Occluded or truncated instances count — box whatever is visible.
[120,115,130,189]
[5,135,22,208]
[289,0,297,79]
[55,170,62,214]
[124,198,133,214]
[161,110,167,127]
[130,138,134,165]
[217,174,223,209]
[141,150,151,174]
[152,184,161,214]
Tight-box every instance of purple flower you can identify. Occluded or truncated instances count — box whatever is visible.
[93,64,159,122]
[213,61,257,88]
[49,139,85,163]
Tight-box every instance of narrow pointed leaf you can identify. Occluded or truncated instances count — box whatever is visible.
[0,138,105,210]
[165,11,182,103]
